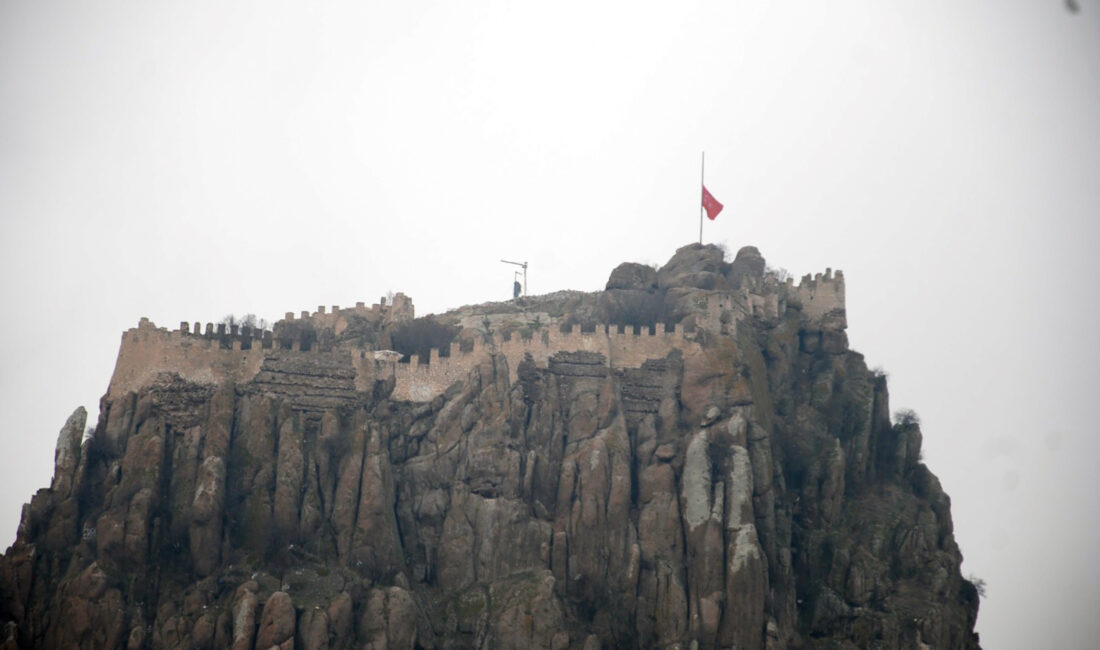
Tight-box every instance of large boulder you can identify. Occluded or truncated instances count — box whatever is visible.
[255,591,296,649]
[606,262,658,291]
[657,243,729,291]
[727,246,766,288]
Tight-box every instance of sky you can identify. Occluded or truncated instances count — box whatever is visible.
[1,1,1097,647]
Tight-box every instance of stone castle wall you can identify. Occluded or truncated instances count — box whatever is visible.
[107,318,269,399]
[388,324,699,401]
[107,273,843,403]
[280,292,414,336]
[786,268,845,328]
[109,318,702,404]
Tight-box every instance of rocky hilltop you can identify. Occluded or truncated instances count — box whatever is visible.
[0,244,980,649]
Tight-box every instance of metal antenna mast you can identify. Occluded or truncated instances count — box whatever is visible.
[501,259,528,298]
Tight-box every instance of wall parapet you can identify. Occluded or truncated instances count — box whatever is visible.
[107,265,840,403]
[108,318,270,399]
[788,268,846,328]
[277,292,415,326]
[176,320,275,350]
[109,316,703,403]
[385,322,696,401]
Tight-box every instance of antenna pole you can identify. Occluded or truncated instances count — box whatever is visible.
[501,259,528,298]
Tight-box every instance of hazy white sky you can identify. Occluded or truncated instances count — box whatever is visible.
[2,2,1097,647]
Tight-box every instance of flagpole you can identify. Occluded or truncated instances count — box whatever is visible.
[699,151,705,244]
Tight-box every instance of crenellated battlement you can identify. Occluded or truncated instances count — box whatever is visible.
[276,292,415,336]
[107,318,271,399]
[107,314,704,403]
[385,323,696,400]
[787,267,846,329]
[106,294,410,399]
[106,262,843,403]
[279,293,414,323]
[176,320,275,349]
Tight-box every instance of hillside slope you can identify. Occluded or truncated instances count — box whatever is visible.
[0,244,979,649]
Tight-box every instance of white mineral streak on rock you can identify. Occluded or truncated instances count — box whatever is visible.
[724,443,764,579]
[191,456,224,516]
[726,445,753,528]
[51,407,85,496]
[681,430,712,531]
[727,410,748,443]
[710,481,725,523]
[730,524,763,572]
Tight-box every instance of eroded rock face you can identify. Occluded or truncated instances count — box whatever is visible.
[0,246,979,649]
[658,243,729,291]
[728,245,767,289]
[606,262,658,291]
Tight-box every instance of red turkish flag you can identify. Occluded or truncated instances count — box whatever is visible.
[702,185,724,220]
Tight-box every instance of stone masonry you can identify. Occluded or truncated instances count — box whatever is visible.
[106,270,845,404]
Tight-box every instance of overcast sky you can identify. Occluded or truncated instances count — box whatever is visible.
[2,2,1098,647]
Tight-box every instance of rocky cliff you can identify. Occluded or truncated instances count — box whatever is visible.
[0,244,980,649]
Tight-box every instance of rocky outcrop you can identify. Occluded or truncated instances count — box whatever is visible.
[657,243,729,291]
[727,245,766,289]
[0,244,979,649]
[605,262,658,291]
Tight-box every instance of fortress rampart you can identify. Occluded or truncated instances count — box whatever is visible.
[105,293,411,400]
[785,268,845,328]
[108,318,702,403]
[106,271,843,403]
[386,324,697,401]
[108,318,270,400]
[278,292,415,336]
